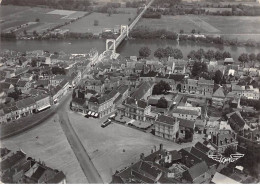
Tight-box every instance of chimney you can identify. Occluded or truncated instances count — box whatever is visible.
[135,99,138,105]
[159,144,163,151]
[191,159,194,166]
[140,153,144,160]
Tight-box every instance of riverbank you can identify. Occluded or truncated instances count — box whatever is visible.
[1,39,259,62]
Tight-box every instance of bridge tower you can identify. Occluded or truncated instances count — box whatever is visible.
[120,25,129,37]
[106,39,116,53]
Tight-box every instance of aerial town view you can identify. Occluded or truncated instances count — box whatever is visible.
[1,0,260,184]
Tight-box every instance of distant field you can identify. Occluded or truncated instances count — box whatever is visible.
[0,5,87,34]
[136,15,260,42]
[60,12,135,34]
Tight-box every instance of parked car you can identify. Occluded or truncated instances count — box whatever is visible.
[101,119,112,128]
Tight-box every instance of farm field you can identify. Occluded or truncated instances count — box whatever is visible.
[1,114,88,184]
[136,15,260,41]
[69,111,204,183]
[60,12,136,34]
[0,5,87,34]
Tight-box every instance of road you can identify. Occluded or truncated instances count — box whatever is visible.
[58,97,103,183]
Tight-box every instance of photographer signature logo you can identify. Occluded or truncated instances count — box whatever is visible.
[208,154,244,164]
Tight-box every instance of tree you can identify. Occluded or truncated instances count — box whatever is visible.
[205,49,215,60]
[223,51,231,59]
[215,50,223,61]
[8,87,21,101]
[257,53,260,62]
[173,48,183,59]
[139,46,151,58]
[238,53,249,64]
[31,58,38,67]
[33,30,38,36]
[107,7,113,16]
[195,48,205,61]
[213,70,223,84]
[154,48,166,59]
[223,146,236,157]
[23,30,27,35]
[180,29,184,34]
[249,53,256,62]
[191,29,196,34]
[187,50,196,60]
[35,18,40,22]
[191,61,208,77]
[94,20,99,26]
[157,97,168,108]
[152,81,171,95]
[164,46,174,58]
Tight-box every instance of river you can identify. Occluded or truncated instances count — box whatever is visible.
[1,39,260,61]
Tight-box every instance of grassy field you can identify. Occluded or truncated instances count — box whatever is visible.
[136,15,260,41]
[69,111,204,183]
[1,114,88,183]
[60,12,135,34]
[0,5,87,34]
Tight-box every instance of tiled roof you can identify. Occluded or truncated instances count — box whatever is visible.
[183,161,208,181]
[194,142,210,154]
[139,161,162,178]
[16,97,36,109]
[0,151,26,171]
[46,171,66,184]
[179,119,195,129]
[0,82,13,90]
[33,94,49,102]
[172,108,200,116]
[198,79,214,85]
[227,111,245,130]
[72,98,85,106]
[17,80,28,87]
[31,165,46,181]
[130,81,153,101]
[5,78,19,85]
[156,115,177,126]
[190,147,217,167]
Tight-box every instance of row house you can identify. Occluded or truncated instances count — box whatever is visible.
[88,89,121,118]
[33,94,51,112]
[3,104,20,122]
[130,81,154,101]
[84,79,105,94]
[70,71,81,88]
[17,80,31,94]
[16,97,37,117]
[172,107,201,121]
[184,78,214,96]
[155,115,179,142]
[51,79,69,104]
[231,84,259,100]
[118,97,153,122]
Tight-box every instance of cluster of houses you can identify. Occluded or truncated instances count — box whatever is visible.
[70,53,260,182]
[0,148,66,184]
[0,49,99,124]
[111,142,250,184]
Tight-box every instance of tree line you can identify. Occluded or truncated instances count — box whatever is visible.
[2,0,91,11]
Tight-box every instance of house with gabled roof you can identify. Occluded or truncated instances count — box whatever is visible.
[17,80,31,94]
[212,86,226,107]
[16,97,37,117]
[226,111,246,132]
[34,94,51,112]
[182,161,211,183]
